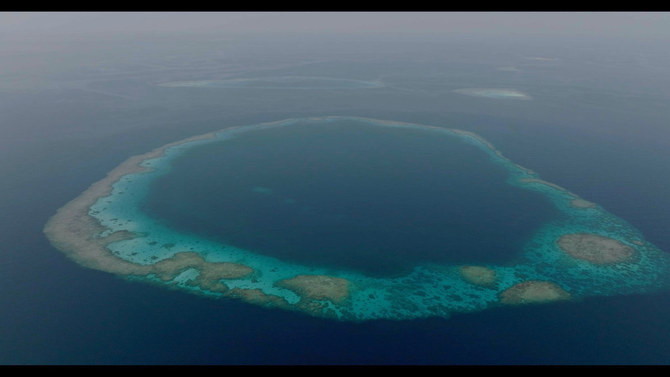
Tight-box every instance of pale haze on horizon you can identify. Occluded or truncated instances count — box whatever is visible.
[1,12,669,38]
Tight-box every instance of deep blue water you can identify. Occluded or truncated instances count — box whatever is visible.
[142,120,557,277]
[2,32,670,364]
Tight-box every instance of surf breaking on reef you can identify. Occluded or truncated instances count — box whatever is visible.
[44,116,670,321]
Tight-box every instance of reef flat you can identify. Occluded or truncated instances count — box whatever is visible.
[558,233,636,265]
[499,281,571,305]
[44,116,670,321]
[460,266,497,287]
[277,275,351,304]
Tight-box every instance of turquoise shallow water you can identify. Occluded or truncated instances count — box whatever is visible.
[83,116,670,321]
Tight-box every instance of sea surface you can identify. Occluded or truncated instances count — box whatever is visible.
[2,32,670,364]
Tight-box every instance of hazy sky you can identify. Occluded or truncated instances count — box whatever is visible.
[1,12,669,38]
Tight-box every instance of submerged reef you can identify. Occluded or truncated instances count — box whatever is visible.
[558,233,636,265]
[44,116,670,321]
[499,281,571,305]
[276,275,351,304]
[570,198,597,209]
[460,266,497,287]
[276,275,352,318]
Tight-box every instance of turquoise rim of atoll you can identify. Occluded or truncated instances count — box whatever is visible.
[45,116,670,321]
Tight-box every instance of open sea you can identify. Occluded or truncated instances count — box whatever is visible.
[1,31,670,364]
